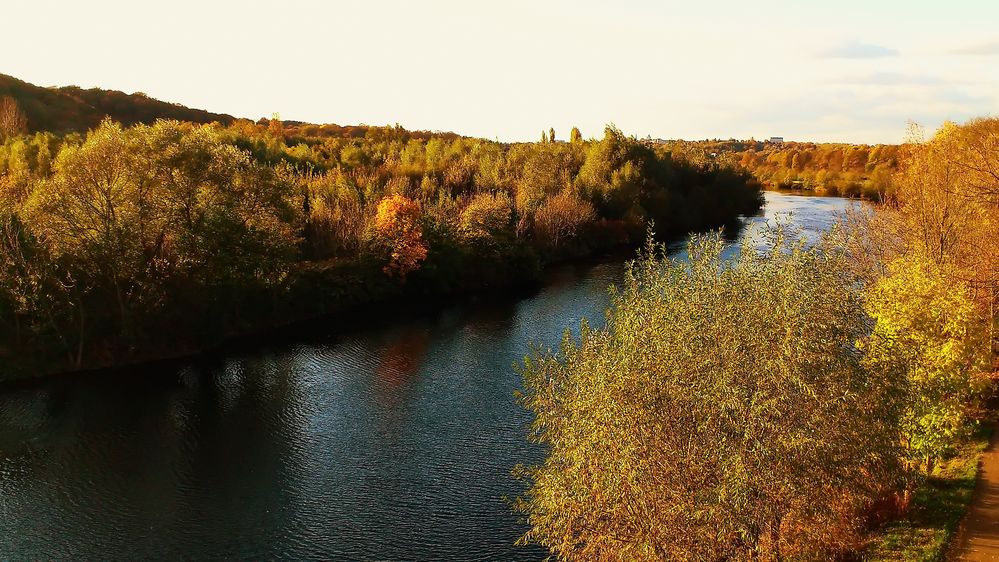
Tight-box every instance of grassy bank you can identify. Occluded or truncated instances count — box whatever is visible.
[866,423,992,561]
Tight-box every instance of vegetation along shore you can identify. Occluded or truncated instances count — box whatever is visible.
[0,75,763,380]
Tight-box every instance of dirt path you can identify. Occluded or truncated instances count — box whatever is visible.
[954,423,999,560]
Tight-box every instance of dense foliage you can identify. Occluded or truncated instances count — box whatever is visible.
[863,254,989,474]
[518,117,999,560]
[857,118,999,489]
[518,233,903,560]
[0,117,762,377]
[658,139,901,198]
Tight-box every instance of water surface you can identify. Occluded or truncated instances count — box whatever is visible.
[0,192,861,561]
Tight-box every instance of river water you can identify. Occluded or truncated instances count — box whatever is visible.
[0,192,861,561]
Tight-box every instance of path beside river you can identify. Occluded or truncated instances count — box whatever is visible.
[955,423,999,560]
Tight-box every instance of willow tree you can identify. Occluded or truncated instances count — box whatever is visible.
[517,232,903,561]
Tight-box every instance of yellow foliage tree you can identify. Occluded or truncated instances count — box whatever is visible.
[862,253,989,473]
[889,119,999,334]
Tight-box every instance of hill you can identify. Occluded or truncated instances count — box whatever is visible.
[0,73,464,142]
[0,73,235,134]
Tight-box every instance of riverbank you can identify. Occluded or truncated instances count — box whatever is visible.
[0,215,748,385]
[1,246,540,383]
[2,118,770,385]
[0,192,857,561]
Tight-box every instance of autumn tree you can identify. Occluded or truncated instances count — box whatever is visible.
[268,112,284,138]
[835,117,999,517]
[548,127,556,143]
[17,119,300,360]
[22,120,148,335]
[570,126,582,144]
[844,118,999,493]
[305,170,367,258]
[0,214,81,364]
[576,126,645,219]
[862,253,989,477]
[881,119,999,344]
[373,194,428,278]
[512,143,579,215]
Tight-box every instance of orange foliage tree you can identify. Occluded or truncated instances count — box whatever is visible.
[373,194,427,278]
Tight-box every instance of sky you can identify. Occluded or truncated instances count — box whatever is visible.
[5,0,998,144]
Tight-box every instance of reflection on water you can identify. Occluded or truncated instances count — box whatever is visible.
[0,193,862,561]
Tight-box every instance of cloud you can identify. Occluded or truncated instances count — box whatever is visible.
[741,84,992,143]
[951,41,999,55]
[835,72,943,86]
[818,40,899,59]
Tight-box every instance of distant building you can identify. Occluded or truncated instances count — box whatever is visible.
[769,136,784,144]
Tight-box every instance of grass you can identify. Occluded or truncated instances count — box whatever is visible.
[865,424,992,561]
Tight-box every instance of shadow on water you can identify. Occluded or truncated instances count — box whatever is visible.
[0,192,865,561]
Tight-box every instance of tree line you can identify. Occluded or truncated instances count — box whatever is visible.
[658,138,902,198]
[517,117,999,559]
[0,110,762,378]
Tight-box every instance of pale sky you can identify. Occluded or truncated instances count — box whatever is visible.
[6,0,998,143]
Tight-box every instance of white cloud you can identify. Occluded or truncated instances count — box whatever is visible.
[817,40,899,59]
[834,72,943,86]
[951,41,999,56]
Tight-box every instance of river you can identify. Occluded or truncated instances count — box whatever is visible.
[0,192,863,561]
